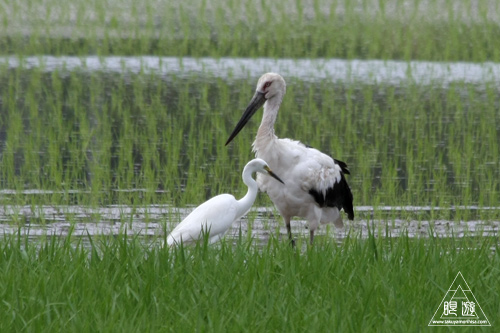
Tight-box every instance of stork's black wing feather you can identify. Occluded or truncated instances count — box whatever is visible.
[333,159,350,175]
[308,160,354,220]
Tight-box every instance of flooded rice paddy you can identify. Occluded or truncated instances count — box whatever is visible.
[0,203,498,246]
[3,4,500,331]
[1,56,499,245]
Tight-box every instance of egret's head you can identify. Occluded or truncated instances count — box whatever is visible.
[247,158,284,184]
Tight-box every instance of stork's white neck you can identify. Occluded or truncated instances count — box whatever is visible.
[254,96,282,153]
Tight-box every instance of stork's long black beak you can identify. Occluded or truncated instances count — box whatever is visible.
[225,91,266,146]
[265,166,285,184]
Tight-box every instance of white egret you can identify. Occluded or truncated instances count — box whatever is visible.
[226,73,354,245]
[165,158,284,246]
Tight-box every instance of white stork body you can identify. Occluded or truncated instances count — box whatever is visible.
[254,137,346,229]
[226,73,354,244]
[166,158,283,246]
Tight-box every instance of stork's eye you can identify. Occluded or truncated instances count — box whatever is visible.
[263,81,272,90]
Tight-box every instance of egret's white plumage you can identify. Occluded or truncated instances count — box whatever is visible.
[226,73,354,245]
[166,158,283,246]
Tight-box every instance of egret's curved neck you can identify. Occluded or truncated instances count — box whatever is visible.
[236,170,259,218]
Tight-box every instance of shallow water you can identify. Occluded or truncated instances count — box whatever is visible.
[3,56,500,86]
[1,204,498,247]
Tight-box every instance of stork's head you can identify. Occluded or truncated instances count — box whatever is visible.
[255,72,286,100]
[225,73,286,146]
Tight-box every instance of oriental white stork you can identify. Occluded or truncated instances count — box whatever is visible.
[226,73,354,245]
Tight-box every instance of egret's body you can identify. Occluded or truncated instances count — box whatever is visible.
[226,73,354,244]
[166,158,283,246]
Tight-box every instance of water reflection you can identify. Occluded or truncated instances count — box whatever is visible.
[1,205,498,246]
[2,56,500,85]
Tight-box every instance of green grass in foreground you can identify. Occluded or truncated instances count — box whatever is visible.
[1,0,500,61]
[0,232,498,332]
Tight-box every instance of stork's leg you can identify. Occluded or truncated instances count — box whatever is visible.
[285,217,295,247]
[310,229,315,245]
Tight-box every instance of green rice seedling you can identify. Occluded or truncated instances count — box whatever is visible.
[0,67,498,219]
[2,0,500,61]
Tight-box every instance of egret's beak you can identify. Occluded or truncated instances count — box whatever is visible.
[225,91,266,145]
[264,166,285,184]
